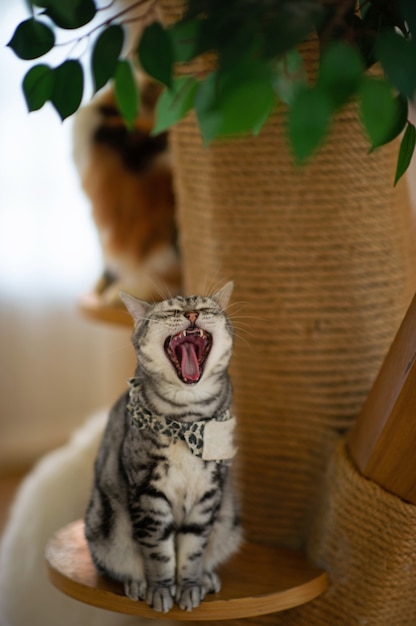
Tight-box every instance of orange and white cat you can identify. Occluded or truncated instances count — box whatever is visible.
[72,79,182,305]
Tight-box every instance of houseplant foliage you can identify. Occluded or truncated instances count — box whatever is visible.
[7,0,416,183]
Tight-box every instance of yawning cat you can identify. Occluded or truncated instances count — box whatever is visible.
[84,283,242,612]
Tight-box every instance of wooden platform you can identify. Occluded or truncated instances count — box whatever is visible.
[46,520,328,620]
[78,293,132,327]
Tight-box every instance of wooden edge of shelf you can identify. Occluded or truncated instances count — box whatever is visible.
[78,293,132,327]
[45,520,328,621]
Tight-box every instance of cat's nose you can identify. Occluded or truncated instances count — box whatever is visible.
[185,311,199,325]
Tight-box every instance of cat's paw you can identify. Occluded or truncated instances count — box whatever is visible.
[124,578,147,601]
[202,570,221,594]
[146,585,175,613]
[176,583,206,611]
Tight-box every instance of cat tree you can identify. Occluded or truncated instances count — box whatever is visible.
[46,4,416,624]
[47,104,416,626]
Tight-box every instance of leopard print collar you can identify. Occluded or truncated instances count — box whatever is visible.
[127,378,236,463]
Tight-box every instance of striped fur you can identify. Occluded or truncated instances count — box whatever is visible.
[84,284,242,612]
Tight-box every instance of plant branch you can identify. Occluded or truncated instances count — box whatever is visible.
[319,0,357,46]
[54,0,154,51]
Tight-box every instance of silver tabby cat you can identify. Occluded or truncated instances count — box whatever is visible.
[84,282,242,613]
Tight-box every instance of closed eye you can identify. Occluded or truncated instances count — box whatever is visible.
[151,310,180,320]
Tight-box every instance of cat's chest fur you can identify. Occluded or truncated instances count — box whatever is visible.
[158,439,216,522]
[123,426,222,525]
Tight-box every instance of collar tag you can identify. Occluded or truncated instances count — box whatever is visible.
[202,417,237,461]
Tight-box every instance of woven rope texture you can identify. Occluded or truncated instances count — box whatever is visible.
[159,2,416,622]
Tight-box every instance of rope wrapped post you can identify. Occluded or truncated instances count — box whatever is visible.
[269,440,416,626]
[160,57,416,536]
[158,4,416,622]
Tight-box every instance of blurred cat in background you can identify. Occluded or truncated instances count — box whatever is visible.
[72,76,182,305]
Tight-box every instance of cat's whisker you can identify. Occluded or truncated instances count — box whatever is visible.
[228,316,265,329]
[196,274,229,299]
[231,323,255,335]
[233,335,253,351]
[147,275,178,303]
[223,301,262,317]
[103,341,136,358]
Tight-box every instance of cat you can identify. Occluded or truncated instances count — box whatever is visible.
[84,282,242,612]
[72,76,181,306]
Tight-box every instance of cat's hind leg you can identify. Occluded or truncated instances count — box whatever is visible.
[202,570,221,594]
[124,578,147,601]
[85,492,147,601]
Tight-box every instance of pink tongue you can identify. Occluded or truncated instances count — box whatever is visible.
[179,342,200,382]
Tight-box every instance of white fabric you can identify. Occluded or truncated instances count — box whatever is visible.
[0,412,174,626]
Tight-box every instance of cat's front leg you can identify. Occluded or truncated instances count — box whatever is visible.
[175,526,211,611]
[140,541,176,612]
[132,494,176,612]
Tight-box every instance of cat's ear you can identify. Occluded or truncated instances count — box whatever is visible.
[120,291,152,325]
[212,281,234,310]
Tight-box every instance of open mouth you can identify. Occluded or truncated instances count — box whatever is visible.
[164,328,212,384]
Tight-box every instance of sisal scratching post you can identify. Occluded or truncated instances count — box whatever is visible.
[158,3,416,622]
[268,441,416,626]
[166,90,416,550]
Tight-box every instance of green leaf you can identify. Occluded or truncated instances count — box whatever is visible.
[217,21,263,72]
[370,92,408,150]
[359,77,398,147]
[153,76,198,135]
[22,64,54,111]
[394,123,416,185]
[195,68,276,144]
[168,19,200,63]
[400,0,416,38]
[92,25,124,93]
[7,18,54,60]
[43,0,96,29]
[114,60,138,129]
[50,60,83,120]
[318,42,364,109]
[272,49,307,106]
[137,22,174,88]
[288,85,332,163]
[375,29,416,99]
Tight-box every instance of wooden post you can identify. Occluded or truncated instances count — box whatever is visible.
[348,292,416,504]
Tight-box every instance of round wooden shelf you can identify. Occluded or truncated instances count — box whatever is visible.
[45,520,328,620]
[78,293,132,327]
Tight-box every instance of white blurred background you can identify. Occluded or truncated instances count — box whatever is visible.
[0,0,135,467]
